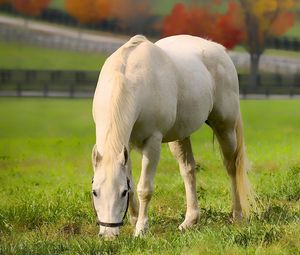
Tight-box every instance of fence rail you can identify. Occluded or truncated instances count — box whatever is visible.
[0,70,98,98]
[1,70,300,98]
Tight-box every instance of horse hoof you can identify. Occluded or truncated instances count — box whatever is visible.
[179,215,199,231]
[134,218,148,237]
[178,221,194,231]
[232,210,243,222]
[134,228,147,237]
[178,223,187,232]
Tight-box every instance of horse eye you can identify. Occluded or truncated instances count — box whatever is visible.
[121,190,128,198]
[92,190,98,197]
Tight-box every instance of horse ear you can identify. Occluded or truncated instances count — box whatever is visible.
[92,144,101,169]
[119,146,128,166]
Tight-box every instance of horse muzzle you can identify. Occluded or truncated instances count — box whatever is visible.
[99,226,120,240]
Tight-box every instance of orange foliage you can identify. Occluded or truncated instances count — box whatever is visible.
[11,0,51,16]
[162,2,245,49]
[65,0,111,24]
[161,3,189,36]
[163,0,296,49]
[214,1,245,49]
[162,3,219,38]
[110,0,152,28]
[240,0,296,42]
[271,12,295,36]
[0,0,7,6]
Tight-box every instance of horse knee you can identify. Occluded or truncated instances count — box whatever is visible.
[179,163,195,177]
[137,188,153,202]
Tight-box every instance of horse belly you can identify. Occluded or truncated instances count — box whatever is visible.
[163,60,214,142]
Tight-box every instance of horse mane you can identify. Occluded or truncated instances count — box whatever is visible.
[102,35,147,160]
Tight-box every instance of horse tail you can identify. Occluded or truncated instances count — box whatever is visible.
[234,113,254,217]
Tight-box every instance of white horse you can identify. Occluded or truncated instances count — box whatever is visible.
[92,35,252,239]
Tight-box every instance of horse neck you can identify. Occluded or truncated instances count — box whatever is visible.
[101,73,137,158]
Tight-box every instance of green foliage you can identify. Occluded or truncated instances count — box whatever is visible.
[0,99,299,254]
[49,0,64,10]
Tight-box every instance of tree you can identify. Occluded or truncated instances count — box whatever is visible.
[238,0,295,87]
[11,0,51,16]
[163,0,296,88]
[162,1,245,49]
[0,0,7,6]
[110,0,153,33]
[214,1,245,49]
[65,0,110,24]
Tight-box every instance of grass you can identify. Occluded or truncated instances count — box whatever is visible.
[0,98,299,254]
[0,38,298,75]
[233,45,300,60]
[0,41,107,70]
[285,18,300,38]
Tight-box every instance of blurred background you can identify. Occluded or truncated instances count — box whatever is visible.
[0,0,299,98]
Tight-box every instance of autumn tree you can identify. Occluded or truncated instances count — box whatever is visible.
[214,2,245,49]
[239,0,296,87]
[64,0,154,34]
[110,0,153,33]
[0,0,7,6]
[162,1,245,49]
[65,0,110,24]
[11,0,51,16]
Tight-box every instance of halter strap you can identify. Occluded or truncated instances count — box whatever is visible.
[98,178,131,228]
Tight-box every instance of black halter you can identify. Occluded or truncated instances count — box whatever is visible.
[93,177,131,228]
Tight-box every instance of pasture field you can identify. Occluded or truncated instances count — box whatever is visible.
[0,98,299,254]
[0,41,107,70]
[1,40,300,72]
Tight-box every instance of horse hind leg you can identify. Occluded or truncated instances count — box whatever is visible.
[169,137,199,231]
[208,114,252,220]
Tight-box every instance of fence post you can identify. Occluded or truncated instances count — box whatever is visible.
[293,73,299,98]
[43,82,48,97]
[17,82,22,97]
[239,74,247,99]
[69,83,75,98]
[289,79,294,98]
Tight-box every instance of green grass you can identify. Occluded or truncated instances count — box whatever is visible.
[284,20,300,38]
[49,0,65,10]
[0,41,107,70]
[233,45,300,60]
[0,38,298,76]
[0,98,299,254]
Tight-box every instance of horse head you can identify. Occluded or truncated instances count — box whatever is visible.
[91,144,131,239]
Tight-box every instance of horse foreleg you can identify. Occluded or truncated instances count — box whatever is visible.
[135,133,162,237]
[126,157,139,226]
[169,137,199,231]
